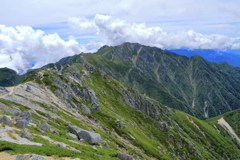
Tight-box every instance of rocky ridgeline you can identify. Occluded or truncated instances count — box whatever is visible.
[0,54,240,159]
[121,88,161,120]
[48,67,101,114]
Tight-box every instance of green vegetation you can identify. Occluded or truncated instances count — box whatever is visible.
[0,68,22,87]
[91,43,240,119]
[0,99,30,111]
[0,141,83,158]
[2,42,240,159]
[206,108,240,138]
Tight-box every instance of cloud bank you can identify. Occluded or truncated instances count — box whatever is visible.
[69,14,240,49]
[1,14,240,74]
[0,25,93,74]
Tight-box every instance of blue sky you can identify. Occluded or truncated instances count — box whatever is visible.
[0,0,240,73]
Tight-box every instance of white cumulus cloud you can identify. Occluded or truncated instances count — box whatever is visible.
[0,25,92,74]
[69,14,240,49]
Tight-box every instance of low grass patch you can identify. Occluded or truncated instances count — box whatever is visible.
[31,113,43,121]
[7,130,17,140]
[35,110,50,118]
[31,101,54,111]
[0,140,81,158]
[0,99,30,111]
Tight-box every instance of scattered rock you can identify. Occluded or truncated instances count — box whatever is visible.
[14,116,22,122]
[67,125,82,136]
[176,142,182,149]
[53,141,65,148]
[179,151,187,159]
[91,102,101,111]
[21,111,32,125]
[170,153,176,158]
[85,63,96,72]
[66,132,78,140]
[13,111,21,116]
[81,104,91,115]
[73,70,81,79]
[102,91,107,95]
[26,85,31,91]
[68,147,82,153]
[15,119,28,129]
[168,133,175,141]
[68,125,101,144]
[103,142,109,147]
[34,73,43,79]
[101,72,106,78]
[116,119,127,129]
[16,154,48,160]
[193,135,198,141]
[174,122,180,130]
[117,151,134,160]
[163,106,171,115]
[39,122,50,131]
[160,121,169,132]
[0,115,12,126]
[50,129,59,136]
[78,130,102,145]
[22,129,33,140]
[85,88,98,103]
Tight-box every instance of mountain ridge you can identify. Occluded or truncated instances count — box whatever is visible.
[0,56,240,159]
[90,42,240,119]
[2,42,240,120]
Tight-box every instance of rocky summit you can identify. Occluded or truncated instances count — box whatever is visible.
[0,43,240,159]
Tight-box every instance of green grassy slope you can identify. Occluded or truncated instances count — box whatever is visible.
[3,42,240,120]
[9,55,240,159]
[91,42,240,119]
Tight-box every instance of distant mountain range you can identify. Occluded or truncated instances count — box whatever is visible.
[170,49,240,67]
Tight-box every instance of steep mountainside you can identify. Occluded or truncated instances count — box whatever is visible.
[76,42,240,119]
[0,68,24,87]
[2,43,240,120]
[0,68,36,87]
[0,58,240,159]
[206,108,240,140]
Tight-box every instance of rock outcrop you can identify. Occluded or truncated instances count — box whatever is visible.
[84,63,96,72]
[40,122,50,131]
[67,125,101,144]
[121,89,160,120]
[81,104,91,115]
[117,151,134,160]
[22,129,33,140]
[78,130,101,145]
[0,115,12,126]
[14,111,32,129]
[15,119,28,129]
[91,102,101,111]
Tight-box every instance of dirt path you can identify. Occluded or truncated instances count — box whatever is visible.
[218,117,240,143]
[0,152,16,160]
